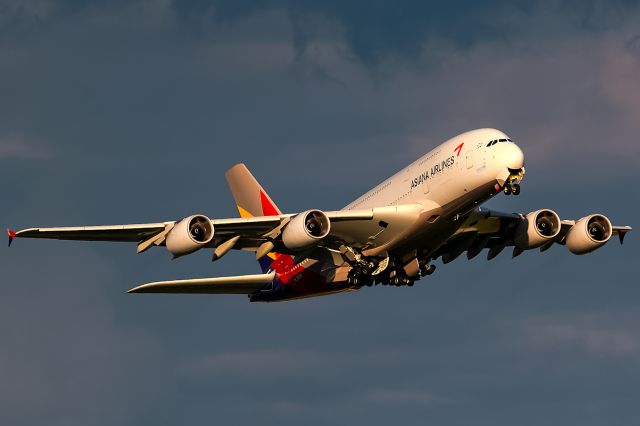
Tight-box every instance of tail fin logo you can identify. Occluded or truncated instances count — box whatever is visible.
[260,190,280,216]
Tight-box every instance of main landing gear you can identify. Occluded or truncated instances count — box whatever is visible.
[347,257,437,289]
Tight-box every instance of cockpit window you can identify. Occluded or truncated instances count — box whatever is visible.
[487,138,514,147]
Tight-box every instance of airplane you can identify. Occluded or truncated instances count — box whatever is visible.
[8,128,631,302]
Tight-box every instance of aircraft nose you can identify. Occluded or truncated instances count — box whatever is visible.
[505,143,525,169]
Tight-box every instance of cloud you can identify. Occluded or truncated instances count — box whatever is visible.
[0,0,58,23]
[0,135,50,159]
[360,389,451,408]
[172,1,640,65]
[519,314,640,358]
[179,349,335,380]
[0,246,165,425]
[1,2,639,426]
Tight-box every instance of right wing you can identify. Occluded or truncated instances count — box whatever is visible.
[10,204,430,255]
[9,209,382,255]
[128,272,275,294]
[12,223,173,242]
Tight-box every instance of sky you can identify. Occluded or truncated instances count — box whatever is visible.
[1,1,639,425]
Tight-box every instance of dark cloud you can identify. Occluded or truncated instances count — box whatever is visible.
[170,0,640,64]
[1,1,639,425]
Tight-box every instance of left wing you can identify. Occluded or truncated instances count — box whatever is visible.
[432,207,631,262]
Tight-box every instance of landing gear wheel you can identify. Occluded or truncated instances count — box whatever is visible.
[420,263,436,277]
[511,183,520,195]
[348,274,362,287]
[503,185,512,195]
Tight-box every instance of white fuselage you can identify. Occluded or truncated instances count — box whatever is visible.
[345,128,525,212]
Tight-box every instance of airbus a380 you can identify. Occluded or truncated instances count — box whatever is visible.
[9,129,631,302]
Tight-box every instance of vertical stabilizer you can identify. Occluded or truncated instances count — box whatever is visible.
[225,163,284,272]
[225,163,282,218]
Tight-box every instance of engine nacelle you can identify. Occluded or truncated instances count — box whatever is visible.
[565,214,612,255]
[514,209,561,250]
[282,209,331,251]
[165,214,214,257]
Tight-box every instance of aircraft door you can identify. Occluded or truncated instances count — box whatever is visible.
[423,177,430,194]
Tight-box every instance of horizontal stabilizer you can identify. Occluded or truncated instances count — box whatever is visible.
[128,272,275,294]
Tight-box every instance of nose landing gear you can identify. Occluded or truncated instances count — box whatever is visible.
[503,182,520,195]
[503,167,525,196]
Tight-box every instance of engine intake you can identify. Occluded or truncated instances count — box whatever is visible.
[166,214,214,257]
[514,209,561,250]
[282,209,331,251]
[566,214,612,255]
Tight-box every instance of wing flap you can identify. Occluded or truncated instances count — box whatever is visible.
[128,272,275,294]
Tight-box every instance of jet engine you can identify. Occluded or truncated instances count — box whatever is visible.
[282,209,331,251]
[565,214,612,255]
[514,209,561,249]
[166,214,214,257]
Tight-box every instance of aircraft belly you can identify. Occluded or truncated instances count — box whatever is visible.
[389,179,501,257]
[330,204,426,249]
[254,177,501,301]
[249,265,354,302]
